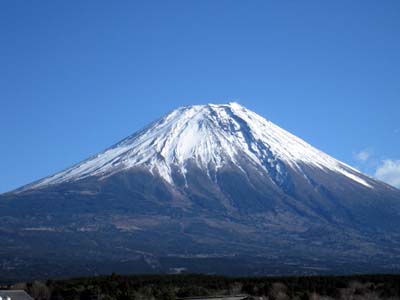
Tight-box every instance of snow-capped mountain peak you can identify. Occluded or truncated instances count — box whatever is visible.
[25,102,372,190]
[6,103,400,280]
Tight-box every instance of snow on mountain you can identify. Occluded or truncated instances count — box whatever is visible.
[24,102,372,190]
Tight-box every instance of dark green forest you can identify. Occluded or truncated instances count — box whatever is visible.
[2,273,400,300]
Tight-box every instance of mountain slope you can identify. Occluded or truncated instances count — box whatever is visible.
[22,102,374,190]
[1,102,400,280]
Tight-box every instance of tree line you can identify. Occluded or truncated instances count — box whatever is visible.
[2,273,400,300]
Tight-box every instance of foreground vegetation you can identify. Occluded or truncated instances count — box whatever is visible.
[2,273,400,300]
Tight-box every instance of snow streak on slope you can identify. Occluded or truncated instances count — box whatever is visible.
[24,102,372,190]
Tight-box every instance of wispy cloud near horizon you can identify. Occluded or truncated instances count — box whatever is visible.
[374,160,400,188]
[352,149,400,188]
[354,149,372,162]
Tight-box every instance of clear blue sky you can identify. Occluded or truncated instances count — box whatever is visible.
[1,1,400,192]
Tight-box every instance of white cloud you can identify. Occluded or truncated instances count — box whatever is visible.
[354,150,371,162]
[374,160,400,188]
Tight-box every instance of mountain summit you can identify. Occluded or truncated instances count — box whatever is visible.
[25,102,372,190]
[1,103,400,279]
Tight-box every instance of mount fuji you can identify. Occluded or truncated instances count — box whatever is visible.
[1,102,400,280]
